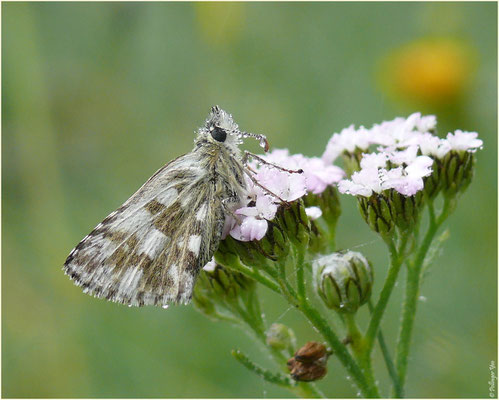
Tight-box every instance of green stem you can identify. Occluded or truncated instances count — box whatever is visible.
[299,301,380,397]
[393,199,453,397]
[275,258,300,306]
[232,349,294,387]
[295,382,325,399]
[365,235,407,355]
[344,313,379,399]
[344,313,363,355]
[368,300,402,397]
[392,265,419,398]
[224,258,282,294]
[295,245,306,301]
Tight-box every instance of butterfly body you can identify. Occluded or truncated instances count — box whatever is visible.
[64,107,262,307]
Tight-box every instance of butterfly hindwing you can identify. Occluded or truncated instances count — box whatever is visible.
[64,152,225,306]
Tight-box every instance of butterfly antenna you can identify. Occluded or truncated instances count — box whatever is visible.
[237,130,269,152]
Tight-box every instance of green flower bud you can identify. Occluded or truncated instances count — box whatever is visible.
[274,200,311,248]
[257,222,291,260]
[388,190,423,231]
[341,150,363,176]
[423,159,443,200]
[358,195,395,236]
[358,189,424,235]
[441,150,475,197]
[218,236,269,268]
[314,251,373,313]
[193,264,255,309]
[304,186,341,230]
[304,186,342,252]
[266,323,296,352]
[192,271,218,319]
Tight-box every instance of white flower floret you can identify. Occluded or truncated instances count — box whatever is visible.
[338,166,384,197]
[446,130,483,152]
[387,146,419,165]
[417,133,450,159]
[322,125,372,163]
[339,150,433,197]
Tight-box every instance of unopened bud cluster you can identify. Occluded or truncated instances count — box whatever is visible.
[216,196,341,275]
[193,263,255,319]
[358,190,423,235]
[314,251,373,313]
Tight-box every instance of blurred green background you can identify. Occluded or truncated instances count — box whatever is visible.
[2,2,497,398]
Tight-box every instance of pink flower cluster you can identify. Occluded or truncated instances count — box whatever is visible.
[227,149,344,241]
[226,113,482,242]
[325,113,482,198]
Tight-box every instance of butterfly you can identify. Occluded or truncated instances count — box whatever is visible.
[64,106,269,307]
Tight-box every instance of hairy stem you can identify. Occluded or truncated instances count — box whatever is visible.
[295,245,307,301]
[365,235,407,355]
[344,313,379,399]
[393,199,453,397]
[367,300,402,397]
[300,301,380,397]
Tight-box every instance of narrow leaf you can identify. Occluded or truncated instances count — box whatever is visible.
[232,349,295,387]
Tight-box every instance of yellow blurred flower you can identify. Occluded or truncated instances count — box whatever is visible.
[194,2,246,47]
[379,38,477,106]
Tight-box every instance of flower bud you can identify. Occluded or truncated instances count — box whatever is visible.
[441,150,475,197]
[193,263,254,310]
[341,150,363,176]
[314,251,373,313]
[218,236,269,268]
[287,341,329,382]
[257,222,290,260]
[274,200,311,249]
[423,159,443,200]
[358,195,395,236]
[304,186,342,253]
[266,323,296,352]
[388,190,423,231]
[192,272,218,319]
[304,186,342,233]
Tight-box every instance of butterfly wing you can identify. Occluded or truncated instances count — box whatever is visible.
[64,152,225,306]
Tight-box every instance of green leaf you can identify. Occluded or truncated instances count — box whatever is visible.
[231,349,296,388]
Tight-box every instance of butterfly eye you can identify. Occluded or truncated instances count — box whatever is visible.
[210,126,227,142]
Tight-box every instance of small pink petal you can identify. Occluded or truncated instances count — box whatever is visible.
[255,195,278,220]
[240,217,268,241]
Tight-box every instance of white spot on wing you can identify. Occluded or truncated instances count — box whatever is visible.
[119,207,152,231]
[188,235,202,256]
[156,187,178,207]
[118,267,143,294]
[138,228,168,258]
[196,203,208,221]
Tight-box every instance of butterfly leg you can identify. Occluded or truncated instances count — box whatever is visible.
[242,167,291,206]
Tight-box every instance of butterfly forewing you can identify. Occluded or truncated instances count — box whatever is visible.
[64,151,227,306]
[64,106,256,307]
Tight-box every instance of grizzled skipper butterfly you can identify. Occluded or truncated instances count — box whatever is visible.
[64,106,268,307]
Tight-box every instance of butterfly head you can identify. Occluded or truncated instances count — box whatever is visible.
[197,106,269,153]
